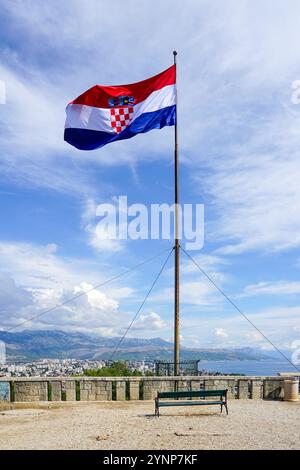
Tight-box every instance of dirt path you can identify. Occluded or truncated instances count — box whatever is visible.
[0,400,299,450]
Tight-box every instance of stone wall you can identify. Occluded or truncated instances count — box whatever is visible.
[80,378,112,401]
[14,380,48,402]
[0,382,10,402]
[0,375,295,403]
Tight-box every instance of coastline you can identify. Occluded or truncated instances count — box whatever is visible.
[198,359,298,376]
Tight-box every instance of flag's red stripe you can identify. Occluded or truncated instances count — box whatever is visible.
[70,65,175,109]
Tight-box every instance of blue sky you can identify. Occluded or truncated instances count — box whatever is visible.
[1,0,300,353]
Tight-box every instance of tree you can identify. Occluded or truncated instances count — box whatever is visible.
[84,361,151,377]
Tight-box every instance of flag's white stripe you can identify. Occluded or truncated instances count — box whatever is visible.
[65,102,113,133]
[65,84,176,133]
[134,84,175,121]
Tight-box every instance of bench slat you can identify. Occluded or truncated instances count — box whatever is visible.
[158,400,224,407]
[158,389,227,399]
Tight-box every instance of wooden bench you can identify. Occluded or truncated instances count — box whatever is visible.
[155,389,228,416]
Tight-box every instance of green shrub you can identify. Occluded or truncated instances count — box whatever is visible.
[84,361,145,377]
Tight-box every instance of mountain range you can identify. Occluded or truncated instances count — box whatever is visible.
[0,329,278,363]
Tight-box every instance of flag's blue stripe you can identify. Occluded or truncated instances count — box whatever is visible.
[64,105,176,150]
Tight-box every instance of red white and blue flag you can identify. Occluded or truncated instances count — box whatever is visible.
[64,65,176,150]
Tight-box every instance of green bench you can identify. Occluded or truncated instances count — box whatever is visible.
[155,389,228,417]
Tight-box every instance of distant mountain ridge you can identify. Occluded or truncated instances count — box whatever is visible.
[0,329,276,362]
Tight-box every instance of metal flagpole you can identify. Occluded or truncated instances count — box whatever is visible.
[173,50,180,376]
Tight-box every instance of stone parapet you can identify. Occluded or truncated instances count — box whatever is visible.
[79,379,112,401]
[14,380,48,402]
[0,375,296,402]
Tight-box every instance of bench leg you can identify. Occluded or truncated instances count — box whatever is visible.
[155,399,159,417]
[221,403,223,413]
[224,403,228,415]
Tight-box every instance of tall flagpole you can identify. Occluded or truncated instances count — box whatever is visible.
[173,51,180,376]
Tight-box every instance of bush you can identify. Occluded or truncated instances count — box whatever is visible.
[84,361,146,377]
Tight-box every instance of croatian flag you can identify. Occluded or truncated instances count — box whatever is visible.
[64,65,176,150]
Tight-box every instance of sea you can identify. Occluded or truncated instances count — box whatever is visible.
[198,360,299,376]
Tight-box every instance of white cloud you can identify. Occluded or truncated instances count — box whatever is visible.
[242,280,300,297]
[179,302,300,350]
[0,241,136,334]
[86,223,124,253]
[82,198,125,253]
[0,240,172,337]
[181,253,229,275]
[106,287,135,300]
[158,252,228,307]
[0,273,33,321]
[73,282,119,311]
[214,328,228,338]
[0,241,92,289]
[132,311,167,331]
[181,281,223,306]
[0,268,124,334]
[203,116,300,254]
[0,62,95,198]
[152,280,223,307]
[190,36,300,255]
[0,240,299,349]
[25,282,122,335]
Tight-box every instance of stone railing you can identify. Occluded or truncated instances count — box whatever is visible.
[0,375,297,402]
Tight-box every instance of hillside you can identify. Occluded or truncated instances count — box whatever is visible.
[0,330,274,362]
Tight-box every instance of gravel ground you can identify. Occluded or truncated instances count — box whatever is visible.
[0,400,299,450]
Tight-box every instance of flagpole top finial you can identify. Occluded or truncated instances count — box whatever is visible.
[173,50,177,56]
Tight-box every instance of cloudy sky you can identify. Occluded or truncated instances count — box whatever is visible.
[1,0,300,352]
